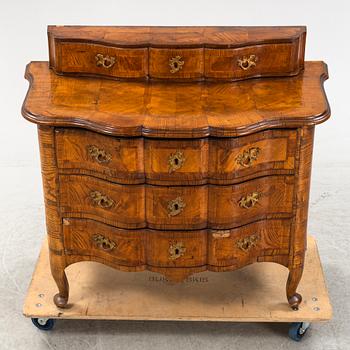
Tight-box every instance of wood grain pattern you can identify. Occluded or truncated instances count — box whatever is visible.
[63,218,146,266]
[208,219,291,269]
[22,61,329,138]
[145,185,208,230]
[48,26,305,81]
[209,129,297,184]
[208,176,294,228]
[23,26,330,310]
[146,230,207,267]
[205,43,299,79]
[145,138,208,185]
[56,128,144,184]
[59,175,145,229]
[57,43,148,78]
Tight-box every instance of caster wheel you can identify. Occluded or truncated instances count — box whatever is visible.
[288,322,310,341]
[31,318,55,331]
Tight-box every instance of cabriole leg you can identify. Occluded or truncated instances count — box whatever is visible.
[50,253,69,308]
[286,266,303,310]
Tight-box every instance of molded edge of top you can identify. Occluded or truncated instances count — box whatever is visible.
[22,61,330,139]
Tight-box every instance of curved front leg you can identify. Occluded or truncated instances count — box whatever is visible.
[286,266,303,310]
[50,253,69,308]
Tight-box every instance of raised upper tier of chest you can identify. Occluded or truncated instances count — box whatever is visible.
[48,26,306,81]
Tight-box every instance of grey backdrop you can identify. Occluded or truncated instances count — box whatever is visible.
[0,1,349,349]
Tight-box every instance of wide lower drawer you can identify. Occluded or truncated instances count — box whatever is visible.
[208,219,291,268]
[53,42,148,78]
[63,218,146,266]
[59,174,294,230]
[62,218,289,269]
[59,174,145,229]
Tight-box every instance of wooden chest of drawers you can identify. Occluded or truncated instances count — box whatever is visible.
[22,26,330,311]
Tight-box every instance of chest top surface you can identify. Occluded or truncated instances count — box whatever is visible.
[23,61,329,138]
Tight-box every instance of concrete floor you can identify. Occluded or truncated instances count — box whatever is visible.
[0,165,349,350]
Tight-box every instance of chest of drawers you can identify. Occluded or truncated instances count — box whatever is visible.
[22,26,330,311]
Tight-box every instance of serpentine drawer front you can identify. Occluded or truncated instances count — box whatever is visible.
[23,26,330,310]
[48,26,306,81]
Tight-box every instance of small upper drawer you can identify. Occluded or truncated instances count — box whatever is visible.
[149,48,204,79]
[209,129,297,184]
[55,128,144,184]
[145,138,208,185]
[53,41,148,78]
[205,43,300,79]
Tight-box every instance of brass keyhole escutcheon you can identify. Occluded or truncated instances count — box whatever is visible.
[95,53,116,68]
[169,241,186,260]
[169,56,184,73]
[235,147,261,168]
[168,150,185,173]
[167,197,186,217]
[237,55,257,71]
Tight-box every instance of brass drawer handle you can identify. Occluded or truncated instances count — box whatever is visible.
[167,197,186,217]
[237,55,257,70]
[236,234,260,252]
[92,233,116,251]
[90,190,115,209]
[169,241,186,260]
[238,191,261,209]
[235,147,260,168]
[168,150,186,173]
[87,145,112,164]
[169,56,184,73]
[95,53,116,68]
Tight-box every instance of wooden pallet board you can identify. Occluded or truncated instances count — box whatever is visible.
[23,235,332,322]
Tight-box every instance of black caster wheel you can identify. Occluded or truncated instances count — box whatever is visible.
[31,318,55,331]
[288,322,310,341]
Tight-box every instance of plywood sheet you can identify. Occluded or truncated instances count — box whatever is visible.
[23,236,332,322]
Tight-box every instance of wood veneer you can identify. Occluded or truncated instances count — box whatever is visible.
[23,26,330,311]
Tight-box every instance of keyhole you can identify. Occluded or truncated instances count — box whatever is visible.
[174,204,179,210]
[242,61,249,68]
[175,248,180,255]
[173,62,178,70]
[174,157,179,165]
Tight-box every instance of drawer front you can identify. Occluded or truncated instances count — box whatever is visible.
[59,175,145,229]
[209,130,297,184]
[149,48,204,79]
[146,230,207,267]
[208,176,294,228]
[56,128,144,184]
[63,218,146,266]
[56,42,148,78]
[208,219,290,267]
[145,138,208,185]
[205,43,300,79]
[146,186,207,230]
